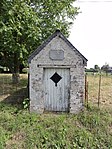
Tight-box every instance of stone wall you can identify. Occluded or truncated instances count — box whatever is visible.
[29,35,86,113]
[70,67,85,113]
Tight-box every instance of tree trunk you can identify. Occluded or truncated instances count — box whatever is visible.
[12,73,20,84]
[12,52,20,84]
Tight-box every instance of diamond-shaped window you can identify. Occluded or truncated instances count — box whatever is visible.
[50,72,62,87]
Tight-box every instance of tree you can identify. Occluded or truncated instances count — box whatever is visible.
[94,64,100,72]
[101,64,109,76]
[0,0,79,83]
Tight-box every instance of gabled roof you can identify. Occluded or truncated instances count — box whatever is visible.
[28,30,88,64]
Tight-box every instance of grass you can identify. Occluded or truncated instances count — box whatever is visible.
[87,74,112,110]
[0,104,112,149]
[0,74,27,95]
[0,73,112,148]
[0,74,28,105]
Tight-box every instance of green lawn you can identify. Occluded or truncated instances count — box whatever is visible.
[0,74,112,148]
[0,104,112,149]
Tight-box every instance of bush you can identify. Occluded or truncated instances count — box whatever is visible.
[0,68,4,73]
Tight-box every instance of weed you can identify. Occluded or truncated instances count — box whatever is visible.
[23,98,30,109]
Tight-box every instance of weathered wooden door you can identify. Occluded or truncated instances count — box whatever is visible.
[44,68,70,112]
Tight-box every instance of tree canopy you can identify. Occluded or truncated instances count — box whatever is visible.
[0,0,79,82]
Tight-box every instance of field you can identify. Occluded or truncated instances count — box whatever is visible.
[87,73,112,110]
[0,73,112,149]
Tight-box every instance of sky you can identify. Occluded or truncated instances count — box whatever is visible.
[69,0,112,68]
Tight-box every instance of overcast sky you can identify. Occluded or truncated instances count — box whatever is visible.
[69,0,112,68]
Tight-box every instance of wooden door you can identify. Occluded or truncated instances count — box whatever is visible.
[44,68,70,112]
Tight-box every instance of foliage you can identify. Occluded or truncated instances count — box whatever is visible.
[85,68,99,73]
[0,0,79,75]
[23,98,30,109]
[101,64,112,75]
[94,64,100,72]
[0,66,4,73]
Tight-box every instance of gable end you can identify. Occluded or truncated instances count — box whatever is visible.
[28,30,88,65]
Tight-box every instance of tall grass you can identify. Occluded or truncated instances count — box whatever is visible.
[87,74,112,110]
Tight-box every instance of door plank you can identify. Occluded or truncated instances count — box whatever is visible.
[44,68,70,112]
